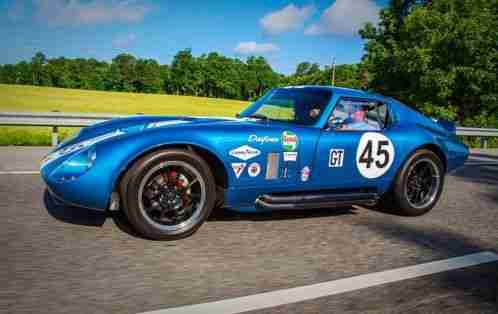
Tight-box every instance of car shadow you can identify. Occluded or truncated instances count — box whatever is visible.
[44,187,355,236]
[44,189,154,239]
[208,206,356,222]
[452,163,498,185]
[44,189,107,227]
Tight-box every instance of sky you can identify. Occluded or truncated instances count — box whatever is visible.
[0,0,389,74]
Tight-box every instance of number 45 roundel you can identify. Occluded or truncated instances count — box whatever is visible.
[356,132,395,179]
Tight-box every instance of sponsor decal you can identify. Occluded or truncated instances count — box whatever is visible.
[301,166,310,182]
[329,149,345,168]
[248,134,279,144]
[356,132,395,179]
[146,120,189,128]
[229,145,261,161]
[231,163,246,179]
[248,162,261,177]
[265,153,280,180]
[282,131,298,151]
[283,151,298,162]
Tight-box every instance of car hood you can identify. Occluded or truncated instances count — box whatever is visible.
[57,115,257,150]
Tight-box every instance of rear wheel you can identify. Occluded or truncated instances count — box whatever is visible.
[121,149,216,240]
[383,149,444,216]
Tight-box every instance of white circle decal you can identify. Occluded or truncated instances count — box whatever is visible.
[248,162,261,177]
[356,132,395,179]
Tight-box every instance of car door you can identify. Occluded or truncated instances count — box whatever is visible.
[312,97,396,190]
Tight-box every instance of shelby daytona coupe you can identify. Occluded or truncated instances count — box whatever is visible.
[41,86,469,240]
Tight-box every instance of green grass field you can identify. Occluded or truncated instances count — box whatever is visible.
[0,84,249,145]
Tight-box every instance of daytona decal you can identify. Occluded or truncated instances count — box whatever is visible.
[231,163,246,179]
[248,162,261,177]
[283,151,298,162]
[229,145,261,161]
[329,149,344,168]
[282,131,298,151]
[248,134,279,144]
[356,132,395,179]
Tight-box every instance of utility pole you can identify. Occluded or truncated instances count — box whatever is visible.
[331,57,336,86]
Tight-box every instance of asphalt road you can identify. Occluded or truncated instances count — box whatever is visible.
[1,147,497,314]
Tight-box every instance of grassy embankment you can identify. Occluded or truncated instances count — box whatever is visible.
[0,84,248,145]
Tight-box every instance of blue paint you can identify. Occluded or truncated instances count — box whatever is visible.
[40,86,469,212]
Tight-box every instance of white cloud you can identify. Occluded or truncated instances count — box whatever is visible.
[234,42,279,55]
[34,0,152,26]
[304,0,380,36]
[112,33,137,49]
[260,4,314,35]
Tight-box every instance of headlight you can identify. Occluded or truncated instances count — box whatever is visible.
[41,129,123,169]
[51,146,97,182]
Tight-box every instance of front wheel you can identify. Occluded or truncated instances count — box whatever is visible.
[383,149,444,216]
[121,149,216,240]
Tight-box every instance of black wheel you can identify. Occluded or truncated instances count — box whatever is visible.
[121,149,216,240]
[384,149,444,216]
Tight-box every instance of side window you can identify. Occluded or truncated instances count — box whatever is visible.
[328,98,389,131]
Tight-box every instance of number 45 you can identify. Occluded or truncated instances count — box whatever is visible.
[359,140,390,169]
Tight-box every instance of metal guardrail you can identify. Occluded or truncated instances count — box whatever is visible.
[1,112,497,147]
[0,112,132,146]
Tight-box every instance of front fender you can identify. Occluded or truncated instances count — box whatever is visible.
[98,129,227,208]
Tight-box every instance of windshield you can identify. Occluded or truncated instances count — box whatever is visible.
[240,88,332,126]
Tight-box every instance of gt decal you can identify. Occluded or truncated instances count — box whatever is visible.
[229,145,261,161]
[282,131,298,151]
[329,149,344,168]
[248,162,261,177]
[231,163,246,179]
[356,132,395,179]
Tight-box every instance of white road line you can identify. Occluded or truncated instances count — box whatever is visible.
[139,251,498,314]
[0,171,39,175]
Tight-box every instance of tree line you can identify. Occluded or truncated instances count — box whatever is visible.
[0,0,496,128]
[0,50,363,102]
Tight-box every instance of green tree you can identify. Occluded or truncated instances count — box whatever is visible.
[360,0,498,124]
[134,59,162,93]
[107,54,137,92]
[170,49,199,95]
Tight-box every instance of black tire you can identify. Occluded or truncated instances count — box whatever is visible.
[382,149,444,216]
[121,149,216,240]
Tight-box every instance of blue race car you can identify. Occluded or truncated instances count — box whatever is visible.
[41,86,469,240]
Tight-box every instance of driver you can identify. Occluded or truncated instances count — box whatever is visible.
[341,105,377,130]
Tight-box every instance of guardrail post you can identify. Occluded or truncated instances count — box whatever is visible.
[51,126,59,147]
[481,137,488,149]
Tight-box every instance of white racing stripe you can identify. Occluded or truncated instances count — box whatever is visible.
[139,251,498,314]
[0,171,40,175]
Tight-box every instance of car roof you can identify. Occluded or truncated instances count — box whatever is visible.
[282,85,390,103]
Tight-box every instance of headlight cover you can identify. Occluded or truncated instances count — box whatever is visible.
[51,146,97,182]
[41,129,123,169]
